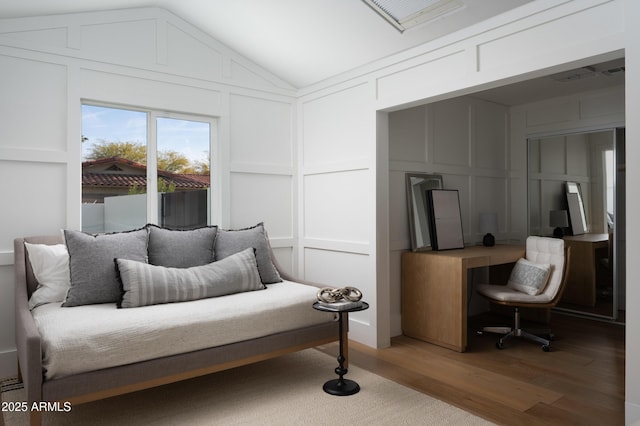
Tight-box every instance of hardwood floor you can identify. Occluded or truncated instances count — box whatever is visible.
[317,312,625,426]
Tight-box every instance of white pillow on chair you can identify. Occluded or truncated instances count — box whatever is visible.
[507,258,551,296]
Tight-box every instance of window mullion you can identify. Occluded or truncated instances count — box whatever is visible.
[147,112,158,225]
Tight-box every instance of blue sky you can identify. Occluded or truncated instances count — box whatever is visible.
[81,104,210,165]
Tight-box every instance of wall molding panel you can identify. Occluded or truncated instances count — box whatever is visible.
[2,3,639,419]
[0,8,295,94]
[0,7,299,379]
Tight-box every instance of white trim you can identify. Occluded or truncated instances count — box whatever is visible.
[0,251,13,266]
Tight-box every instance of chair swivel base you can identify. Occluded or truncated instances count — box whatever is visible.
[478,308,554,352]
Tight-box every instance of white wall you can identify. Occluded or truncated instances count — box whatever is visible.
[298,81,380,346]
[2,1,640,423]
[625,0,640,419]
[300,0,639,422]
[0,8,297,378]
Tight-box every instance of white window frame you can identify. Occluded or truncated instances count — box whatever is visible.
[81,101,218,227]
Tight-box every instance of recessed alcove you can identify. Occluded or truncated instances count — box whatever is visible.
[387,57,626,335]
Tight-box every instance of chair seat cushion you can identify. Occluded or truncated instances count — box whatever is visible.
[476,283,554,303]
[507,258,551,295]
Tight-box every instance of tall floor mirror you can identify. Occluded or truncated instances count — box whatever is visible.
[528,128,625,321]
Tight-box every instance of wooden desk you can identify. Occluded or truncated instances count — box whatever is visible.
[562,233,609,306]
[401,245,525,352]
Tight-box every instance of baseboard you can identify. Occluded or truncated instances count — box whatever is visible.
[0,349,17,380]
[627,401,640,425]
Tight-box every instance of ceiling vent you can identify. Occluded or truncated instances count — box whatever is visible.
[362,0,464,33]
[549,60,625,83]
[549,66,598,83]
[601,66,625,76]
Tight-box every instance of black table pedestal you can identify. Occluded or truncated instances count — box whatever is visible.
[324,310,359,396]
[312,301,368,396]
[323,377,360,396]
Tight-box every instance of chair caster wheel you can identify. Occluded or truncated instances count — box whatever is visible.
[542,345,550,352]
[496,341,504,349]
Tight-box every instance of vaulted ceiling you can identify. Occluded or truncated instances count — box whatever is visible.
[0,0,533,88]
[0,1,625,105]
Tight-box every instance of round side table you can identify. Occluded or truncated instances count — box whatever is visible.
[312,301,369,396]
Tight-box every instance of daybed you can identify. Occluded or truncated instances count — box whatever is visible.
[14,224,340,426]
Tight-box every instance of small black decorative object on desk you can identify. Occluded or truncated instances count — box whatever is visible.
[313,287,369,396]
[479,212,498,247]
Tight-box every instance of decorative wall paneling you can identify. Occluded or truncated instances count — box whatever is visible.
[298,80,378,345]
[0,8,297,378]
[1,2,639,418]
[298,0,628,349]
[372,0,624,110]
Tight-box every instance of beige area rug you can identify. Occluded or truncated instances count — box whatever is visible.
[1,349,493,425]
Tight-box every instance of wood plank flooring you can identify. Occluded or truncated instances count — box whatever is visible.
[317,312,625,426]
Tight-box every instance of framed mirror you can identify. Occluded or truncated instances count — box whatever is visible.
[405,173,443,251]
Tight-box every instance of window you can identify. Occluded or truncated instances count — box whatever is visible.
[362,0,464,32]
[81,104,214,233]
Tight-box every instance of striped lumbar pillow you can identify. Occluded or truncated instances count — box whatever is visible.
[116,247,265,308]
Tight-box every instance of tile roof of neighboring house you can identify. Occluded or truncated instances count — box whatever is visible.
[82,157,209,189]
[181,174,211,185]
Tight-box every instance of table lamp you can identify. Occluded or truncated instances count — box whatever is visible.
[479,212,498,247]
[549,210,568,238]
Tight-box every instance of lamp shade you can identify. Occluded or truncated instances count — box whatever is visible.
[549,210,569,228]
[479,212,498,234]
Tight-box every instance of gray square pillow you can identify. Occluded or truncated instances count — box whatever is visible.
[117,247,264,308]
[214,222,282,284]
[507,258,551,296]
[147,225,217,268]
[63,228,148,307]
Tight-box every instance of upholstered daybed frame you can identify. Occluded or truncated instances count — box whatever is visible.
[15,235,341,426]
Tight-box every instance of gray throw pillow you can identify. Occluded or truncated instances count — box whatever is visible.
[63,228,148,307]
[147,225,217,268]
[116,247,265,308]
[214,222,282,284]
[507,258,551,295]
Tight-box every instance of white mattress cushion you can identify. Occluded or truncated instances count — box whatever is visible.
[32,280,336,379]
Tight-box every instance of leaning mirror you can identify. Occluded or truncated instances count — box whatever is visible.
[566,181,588,235]
[405,173,443,251]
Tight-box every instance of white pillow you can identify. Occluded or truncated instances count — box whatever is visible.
[507,258,551,296]
[25,243,70,310]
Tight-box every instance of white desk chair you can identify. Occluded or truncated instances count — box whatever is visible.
[476,236,571,352]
